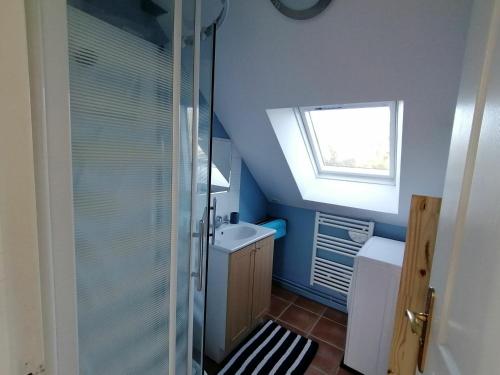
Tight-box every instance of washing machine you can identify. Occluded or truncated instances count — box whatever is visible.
[344,236,405,375]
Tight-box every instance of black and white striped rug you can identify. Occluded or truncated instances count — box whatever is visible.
[217,320,318,375]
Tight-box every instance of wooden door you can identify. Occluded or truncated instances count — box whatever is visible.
[251,236,274,325]
[226,243,255,351]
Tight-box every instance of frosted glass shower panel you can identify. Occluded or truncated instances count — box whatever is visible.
[68,6,175,374]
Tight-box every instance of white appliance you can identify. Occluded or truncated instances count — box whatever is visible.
[344,236,405,375]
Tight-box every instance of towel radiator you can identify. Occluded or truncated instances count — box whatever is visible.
[310,212,374,295]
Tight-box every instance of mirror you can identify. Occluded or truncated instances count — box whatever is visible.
[211,138,232,193]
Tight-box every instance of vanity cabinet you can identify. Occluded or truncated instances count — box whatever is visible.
[250,236,274,324]
[206,235,274,363]
[226,244,254,349]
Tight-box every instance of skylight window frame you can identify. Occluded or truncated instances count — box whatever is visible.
[298,101,398,185]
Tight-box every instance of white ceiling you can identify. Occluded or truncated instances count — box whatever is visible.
[213,0,472,225]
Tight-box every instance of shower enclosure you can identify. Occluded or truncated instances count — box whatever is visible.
[27,0,217,373]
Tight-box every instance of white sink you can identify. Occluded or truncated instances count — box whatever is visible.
[219,225,258,241]
[211,222,276,253]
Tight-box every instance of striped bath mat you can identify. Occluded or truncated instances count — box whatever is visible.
[217,320,318,375]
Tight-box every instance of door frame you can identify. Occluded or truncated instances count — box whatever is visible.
[25,0,188,373]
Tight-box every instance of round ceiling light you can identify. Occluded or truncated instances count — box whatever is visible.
[270,0,333,20]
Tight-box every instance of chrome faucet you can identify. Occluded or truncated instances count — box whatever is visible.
[214,215,223,229]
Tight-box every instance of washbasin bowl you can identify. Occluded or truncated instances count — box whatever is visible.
[211,222,276,253]
[219,225,257,241]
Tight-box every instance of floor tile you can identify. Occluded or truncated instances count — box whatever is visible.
[268,295,291,318]
[204,289,351,375]
[305,365,326,375]
[310,317,347,350]
[276,319,309,338]
[264,313,275,321]
[204,356,220,375]
[271,284,298,302]
[294,296,327,315]
[309,339,343,374]
[323,307,348,326]
[279,304,320,333]
[336,367,358,375]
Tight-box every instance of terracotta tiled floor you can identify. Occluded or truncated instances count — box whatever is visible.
[205,284,358,375]
[269,284,357,375]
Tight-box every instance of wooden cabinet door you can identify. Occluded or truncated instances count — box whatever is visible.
[251,236,274,325]
[226,243,255,351]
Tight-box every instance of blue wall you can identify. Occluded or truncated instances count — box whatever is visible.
[212,115,268,223]
[212,115,229,139]
[213,114,408,310]
[268,202,407,311]
[239,163,268,223]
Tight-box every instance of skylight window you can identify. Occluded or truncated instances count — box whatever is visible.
[300,102,397,184]
[267,103,403,213]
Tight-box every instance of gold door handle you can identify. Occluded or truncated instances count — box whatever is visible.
[405,310,428,337]
[405,287,436,373]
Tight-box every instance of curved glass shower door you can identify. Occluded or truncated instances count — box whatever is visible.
[66,1,209,373]
[190,21,216,375]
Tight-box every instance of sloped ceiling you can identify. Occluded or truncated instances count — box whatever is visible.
[213,0,471,225]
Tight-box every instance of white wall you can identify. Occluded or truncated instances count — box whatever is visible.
[0,1,45,373]
[214,0,472,225]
